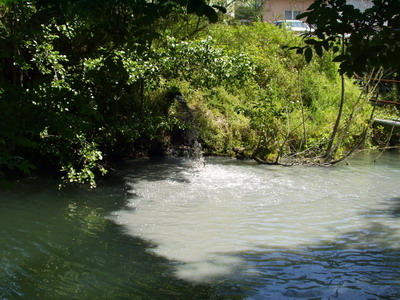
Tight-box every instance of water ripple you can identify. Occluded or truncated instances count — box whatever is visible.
[110,155,400,298]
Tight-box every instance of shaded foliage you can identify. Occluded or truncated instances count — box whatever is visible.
[1,0,385,187]
[0,0,223,186]
[295,0,400,76]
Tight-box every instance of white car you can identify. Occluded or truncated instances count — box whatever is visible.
[273,20,314,34]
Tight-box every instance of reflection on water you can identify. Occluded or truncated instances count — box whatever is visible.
[0,179,218,299]
[1,151,400,299]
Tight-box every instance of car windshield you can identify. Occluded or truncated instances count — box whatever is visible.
[286,21,308,28]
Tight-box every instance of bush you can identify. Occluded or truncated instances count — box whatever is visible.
[0,2,376,187]
[185,23,373,162]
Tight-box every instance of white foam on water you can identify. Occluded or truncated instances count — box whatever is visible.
[109,158,400,282]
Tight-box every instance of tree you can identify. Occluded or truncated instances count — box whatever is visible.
[293,0,400,162]
[234,0,262,22]
[296,0,400,76]
[0,0,225,186]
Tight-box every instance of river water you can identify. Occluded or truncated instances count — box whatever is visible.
[1,151,400,299]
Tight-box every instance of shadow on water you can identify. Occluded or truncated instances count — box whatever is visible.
[384,197,400,218]
[1,155,400,299]
[107,156,400,299]
[219,196,400,300]
[0,164,224,300]
[103,156,400,299]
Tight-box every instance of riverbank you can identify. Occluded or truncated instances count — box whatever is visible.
[1,3,397,187]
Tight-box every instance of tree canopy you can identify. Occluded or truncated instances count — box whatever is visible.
[1,0,397,188]
[296,0,400,76]
[0,0,225,186]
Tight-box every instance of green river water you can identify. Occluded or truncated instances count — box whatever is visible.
[1,151,400,299]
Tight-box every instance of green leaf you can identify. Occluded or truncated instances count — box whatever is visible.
[0,0,17,5]
[296,12,309,20]
[187,0,204,14]
[333,54,347,62]
[212,5,227,14]
[204,5,218,23]
[322,41,330,51]
[304,47,313,63]
[304,39,317,45]
[315,44,323,57]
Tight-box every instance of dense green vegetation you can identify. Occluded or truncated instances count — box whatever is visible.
[297,0,400,76]
[0,0,221,187]
[0,0,395,187]
[181,23,373,162]
[295,0,400,160]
